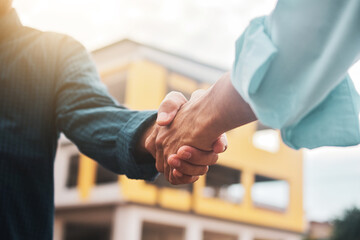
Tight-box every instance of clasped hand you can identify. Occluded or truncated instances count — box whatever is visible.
[145,90,227,185]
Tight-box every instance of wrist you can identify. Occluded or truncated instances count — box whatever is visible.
[134,120,156,164]
[192,90,225,142]
[139,121,155,154]
[191,72,257,141]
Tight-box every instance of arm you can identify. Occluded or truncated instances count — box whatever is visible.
[162,0,360,156]
[55,36,158,180]
[55,36,225,182]
[157,0,360,180]
[231,0,360,148]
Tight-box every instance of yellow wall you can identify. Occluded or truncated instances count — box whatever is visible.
[79,60,305,233]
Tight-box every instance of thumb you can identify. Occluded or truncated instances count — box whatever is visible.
[157,91,187,126]
[212,133,228,154]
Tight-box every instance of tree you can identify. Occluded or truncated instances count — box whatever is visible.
[331,207,360,240]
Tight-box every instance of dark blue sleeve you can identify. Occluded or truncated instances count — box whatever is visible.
[55,36,158,180]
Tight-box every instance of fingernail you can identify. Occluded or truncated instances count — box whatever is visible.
[171,159,181,168]
[223,145,228,152]
[181,151,192,159]
[173,169,183,178]
[157,112,168,122]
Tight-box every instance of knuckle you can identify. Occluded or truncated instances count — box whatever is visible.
[168,90,180,96]
[163,99,178,109]
[166,91,187,103]
[145,137,153,152]
[155,138,163,148]
[168,91,182,98]
[199,166,209,175]
[174,92,187,101]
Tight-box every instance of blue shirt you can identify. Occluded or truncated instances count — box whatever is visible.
[232,0,360,149]
[0,10,157,239]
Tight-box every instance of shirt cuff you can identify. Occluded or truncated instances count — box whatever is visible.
[231,16,280,128]
[117,110,159,181]
[281,75,360,149]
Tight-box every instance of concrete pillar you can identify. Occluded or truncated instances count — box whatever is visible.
[185,221,202,240]
[112,206,142,240]
[53,218,63,240]
[240,230,253,240]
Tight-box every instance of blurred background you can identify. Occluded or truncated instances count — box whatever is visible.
[13,0,360,240]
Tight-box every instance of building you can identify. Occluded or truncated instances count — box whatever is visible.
[53,40,305,240]
[305,221,333,240]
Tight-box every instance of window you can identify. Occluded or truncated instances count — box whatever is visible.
[252,175,289,211]
[64,222,111,240]
[252,122,279,153]
[95,164,118,185]
[147,173,192,192]
[203,165,244,204]
[66,154,80,188]
[142,222,185,240]
[203,231,238,240]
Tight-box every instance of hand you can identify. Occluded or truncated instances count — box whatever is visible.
[141,72,256,184]
[146,91,227,184]
[151,72,257,184]
[145,92,227,184]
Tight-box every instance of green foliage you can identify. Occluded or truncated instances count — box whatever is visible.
[331,207,360,240]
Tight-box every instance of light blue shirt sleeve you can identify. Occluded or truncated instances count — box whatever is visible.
[231,0,360,149]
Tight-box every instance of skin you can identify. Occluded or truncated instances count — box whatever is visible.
[150,72,257,184]
[140,91,227,184]
[0,0,12,16]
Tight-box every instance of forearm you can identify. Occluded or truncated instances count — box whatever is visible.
[203,72,257,135]
[55,36,159,180]
[178,72,257,149]
[136,119,156,163]
[58,105,158,178]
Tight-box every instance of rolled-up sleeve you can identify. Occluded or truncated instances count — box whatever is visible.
[55,36,158,180]
[231,0,360,149]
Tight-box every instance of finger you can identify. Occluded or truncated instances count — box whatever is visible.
[145,126,157,159]
[164,154,171,181]
[164,149,174,182]
[167,155,177,182]
[153,127,164,173]
[157,91,187,126]
[173,168,184,178]
[212,133,228,154]
[171,169,199,185]
[155,146,164,173]
[177,146,218,166]
[168,155,209,176]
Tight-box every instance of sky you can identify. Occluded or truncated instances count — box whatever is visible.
[13,0,360,222]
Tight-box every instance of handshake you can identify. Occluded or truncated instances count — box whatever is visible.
[139,72,257,185]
